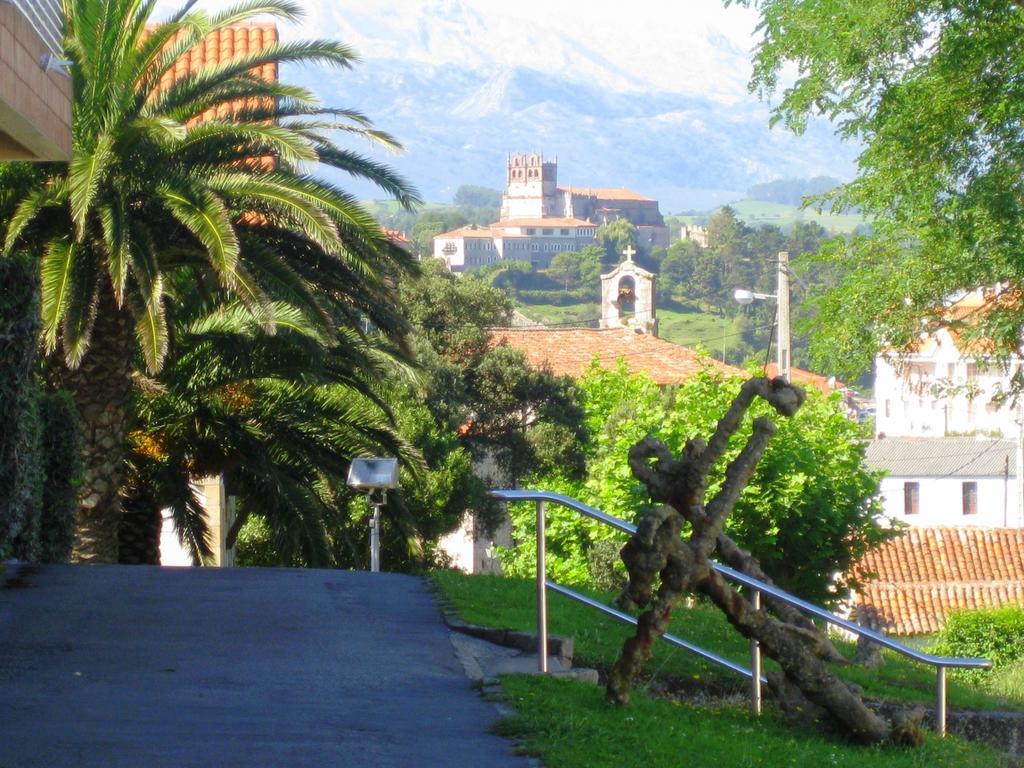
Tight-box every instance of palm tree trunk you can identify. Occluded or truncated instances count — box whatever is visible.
[60,293,136,564]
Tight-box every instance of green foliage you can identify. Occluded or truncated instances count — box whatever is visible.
[933,607,1024,679]
[410,209,470,255]
[37,392,81,563]
[234,514,299,567]
[0,253,43,561]
[501,363,887,604]
[0,255,80,563]
[597,219,639,265]
[400,263,585,484]
[731,0,1024,380]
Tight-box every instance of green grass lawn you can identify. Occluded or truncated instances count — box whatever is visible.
[496,675,1008,768]
[432,571,1022,712]
[513,299,601,328]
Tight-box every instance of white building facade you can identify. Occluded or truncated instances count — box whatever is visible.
[433,152,669,272]
[870,290,1023,527]
[433,219,599,272]
[866,438,1020,528]
[875,327,1022,439]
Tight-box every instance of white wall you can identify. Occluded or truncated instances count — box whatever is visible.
[878,474,1020,527]
[875,329,1022,438]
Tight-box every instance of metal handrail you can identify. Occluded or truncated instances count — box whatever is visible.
[548,580,765,683]
[491,488,992,736]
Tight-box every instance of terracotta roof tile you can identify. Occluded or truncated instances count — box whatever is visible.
[490,328,745,385]
[493,217,596,228]
[557,186,654,202]
[151,23,278,124]
[853,527,1024,635]
[436,225,499,239]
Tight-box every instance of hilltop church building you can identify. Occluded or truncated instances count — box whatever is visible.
[434,152,669,272]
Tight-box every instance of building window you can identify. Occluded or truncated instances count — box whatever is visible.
[884,400,891,418]
[903,482,919,515]
[560,228,570,235]
[526,228,536,235]
[542,228,553,235]
[962,482,978,515]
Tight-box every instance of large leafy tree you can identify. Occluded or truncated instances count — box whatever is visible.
[728,0,1024,379]
[503,363,887,604]
[1,0,419,562]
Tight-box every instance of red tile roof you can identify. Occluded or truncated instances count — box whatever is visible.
[901,288,1021,357]
[493,218,596,228]
[148,23,279,176]
[853,527,1024,635]
[558,186,654,202]
[490,327,745,385]
[436,225,498,239]
[157,24,278,119]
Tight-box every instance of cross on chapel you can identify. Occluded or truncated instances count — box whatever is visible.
[622,245,636,262]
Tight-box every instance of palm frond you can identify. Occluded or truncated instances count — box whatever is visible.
[3,178,67,255]
[158,180,239,287]
[68,133,115,239]
[313,146,420,209]
[39,239,78,352]
[59,252,100,368]
[128,274,169,374]
[170,480,214,565]
[176,121,317,165]
[97,197,130,305]
[207,0,302,30]
[150,40,357,118]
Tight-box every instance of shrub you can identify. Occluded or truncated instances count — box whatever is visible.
[0,253,42,560]
[37,392,82,563]
[933,606,1024,678]
[501,363,887,605]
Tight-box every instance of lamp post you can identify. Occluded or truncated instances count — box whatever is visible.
[346,457,399,572]
[734,251,791,383]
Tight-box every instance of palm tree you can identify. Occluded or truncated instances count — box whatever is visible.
[122,298,422,566]
[2,0,419,562]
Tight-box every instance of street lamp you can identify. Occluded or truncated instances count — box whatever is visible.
[734,251,791,383]
[346,457,399,572]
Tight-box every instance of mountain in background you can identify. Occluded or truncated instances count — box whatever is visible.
[745,176,844,207]
[277,0,860,211]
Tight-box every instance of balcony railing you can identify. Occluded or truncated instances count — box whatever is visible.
[10,0,64,58]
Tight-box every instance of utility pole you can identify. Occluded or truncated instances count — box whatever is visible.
[777,251,791,383]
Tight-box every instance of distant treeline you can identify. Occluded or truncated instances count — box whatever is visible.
[746,176,842,206]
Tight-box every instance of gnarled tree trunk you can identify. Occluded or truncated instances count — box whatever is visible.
[607,377,918,746]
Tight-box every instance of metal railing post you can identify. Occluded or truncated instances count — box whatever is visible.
[750,589,762,715]
[936,667,947,736]
[536,499,548,673]
[490,490,992,706]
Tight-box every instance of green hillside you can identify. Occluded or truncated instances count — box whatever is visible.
[678,199,867,234]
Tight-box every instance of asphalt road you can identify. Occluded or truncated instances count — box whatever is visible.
[0,564,530,768]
